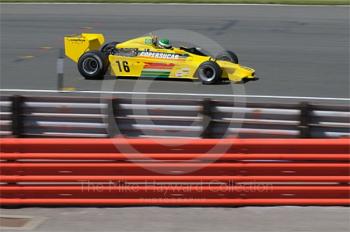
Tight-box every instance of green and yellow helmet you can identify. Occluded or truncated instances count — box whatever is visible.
[158,38,171,49]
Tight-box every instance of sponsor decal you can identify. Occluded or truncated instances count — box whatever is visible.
[141,63,175,78]
[144,38,153,45]
[175,67,190,77]
[138,51,186,60]
[68,38,85,42]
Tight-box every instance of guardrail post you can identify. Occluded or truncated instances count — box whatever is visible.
[57,48,64,91]
[201,98,214,138]
[106,97,119,137]
[10,95,24,138]
[299,101,311,138]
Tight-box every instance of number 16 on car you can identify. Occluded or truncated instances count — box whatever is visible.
[116,61,130,73]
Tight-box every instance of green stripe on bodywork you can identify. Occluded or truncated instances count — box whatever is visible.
[142,71,170,74]
[141,71,170,78]
[141,74,170,78]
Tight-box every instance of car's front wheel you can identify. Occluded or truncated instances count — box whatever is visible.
[197,61,222,85]
[216,50,239,64]
[77,51,108,80]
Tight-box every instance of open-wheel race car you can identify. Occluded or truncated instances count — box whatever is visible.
[64,33,256,84]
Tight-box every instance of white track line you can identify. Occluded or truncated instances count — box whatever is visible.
[1,89,349,101]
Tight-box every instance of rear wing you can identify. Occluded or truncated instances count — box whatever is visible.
[64,33,105,63]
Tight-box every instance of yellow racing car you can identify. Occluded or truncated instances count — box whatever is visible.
[64,33,256,84]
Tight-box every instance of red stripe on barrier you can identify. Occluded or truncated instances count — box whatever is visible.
[1,138,349,153]
[1,175,349,182]
[1,186,349,199]
[1,153,349,161]
[1,163,348,176]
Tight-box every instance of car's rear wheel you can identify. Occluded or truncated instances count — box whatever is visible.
[197,61,222,85]
[78,51,108,80]
[216,50,239,64]
[100,41,119,55]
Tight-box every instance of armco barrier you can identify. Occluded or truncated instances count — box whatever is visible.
[0,94,349,138]
[0,138,349,206]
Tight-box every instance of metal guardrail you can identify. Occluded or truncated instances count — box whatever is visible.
[0,94,349,138]
[0,138,349,206]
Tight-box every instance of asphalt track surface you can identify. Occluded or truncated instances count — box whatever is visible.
[1,207,350,232]
[0,4,349,101]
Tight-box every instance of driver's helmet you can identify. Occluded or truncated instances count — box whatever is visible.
[157,38,172,49]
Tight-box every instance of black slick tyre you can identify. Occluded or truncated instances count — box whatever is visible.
[100,41,119,55]
[216,50,239,64]
[197,61,222,85]
[77,51,108,80]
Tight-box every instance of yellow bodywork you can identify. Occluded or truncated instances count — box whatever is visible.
[64,33,255,82]
[64,33,105,63]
